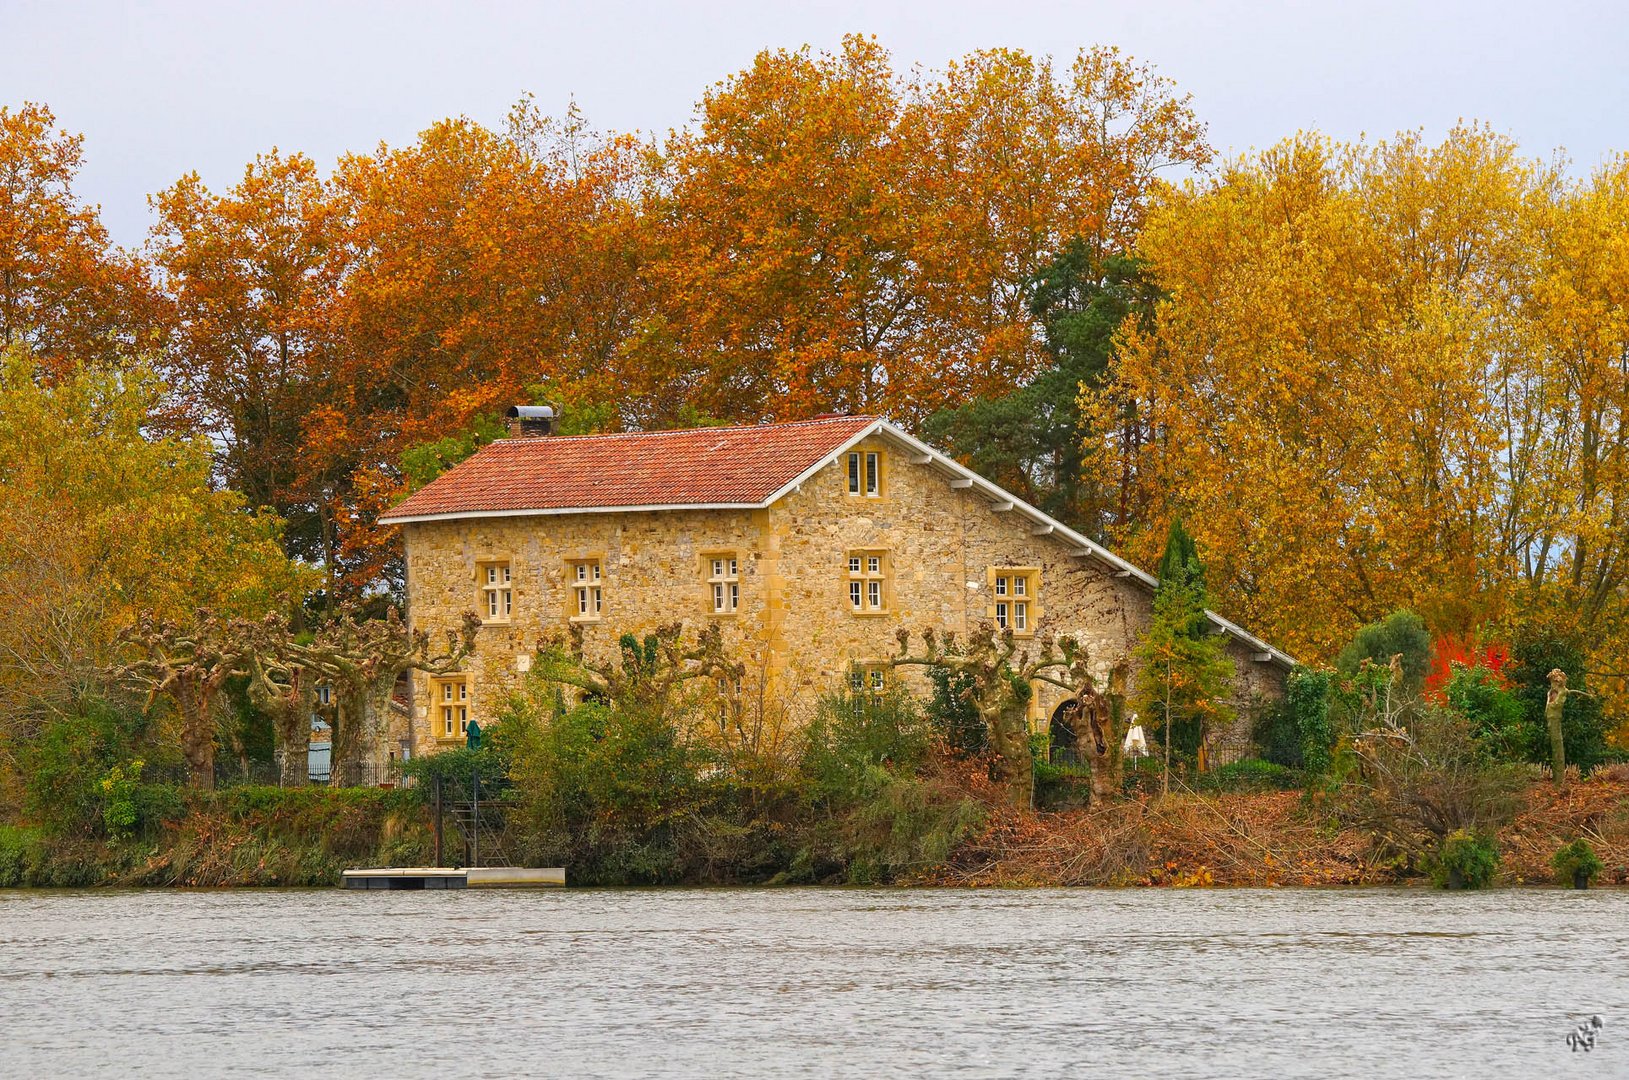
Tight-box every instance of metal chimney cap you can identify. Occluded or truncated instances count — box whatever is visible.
[506,405,557,420]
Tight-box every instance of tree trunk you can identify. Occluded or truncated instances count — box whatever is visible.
[275,709,310,787]
[329,694,367,787]
[181,710,216,791]
[1546,686,1567,785]
[1075,686,1120,804]
[988,706,1033,810]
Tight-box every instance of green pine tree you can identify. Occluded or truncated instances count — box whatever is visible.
[1133,518,1234,793]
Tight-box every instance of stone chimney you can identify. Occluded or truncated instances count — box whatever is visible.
[506,405,559,438]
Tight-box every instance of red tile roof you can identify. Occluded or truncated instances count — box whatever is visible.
[380,416,879,522]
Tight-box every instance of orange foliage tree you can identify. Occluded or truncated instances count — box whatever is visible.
[0,103,153,378]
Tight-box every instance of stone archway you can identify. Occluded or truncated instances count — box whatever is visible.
[1049,698,1082,765]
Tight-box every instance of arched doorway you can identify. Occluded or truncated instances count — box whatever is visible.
[1049,698,1081,765]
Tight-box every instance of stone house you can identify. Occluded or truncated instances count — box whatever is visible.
[378,413,1293,760]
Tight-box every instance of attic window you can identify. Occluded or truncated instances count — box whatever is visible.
[847,451,881,497]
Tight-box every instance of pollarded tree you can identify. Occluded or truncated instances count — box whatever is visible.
[290,608,480,786]
[890,624,1096,809]
[119,614,249,790]
[531,622,744,717]
[238,611,319,787]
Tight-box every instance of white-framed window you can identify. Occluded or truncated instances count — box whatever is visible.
[433,677,469,738]
[848,662,889,696]
[707,555,740,614]
[992,571,1035,635]
[846,450,881,497]
[480,561,512,622]
[847,550,888,613]
[570,560,603,620]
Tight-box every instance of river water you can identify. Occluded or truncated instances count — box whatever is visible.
[0,887,1624,1078]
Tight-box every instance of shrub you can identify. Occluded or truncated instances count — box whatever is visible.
[0,826,46,886]
[1345,706,1525,873]
[99,761,144,840]
[802,688,933,800]
[1551,838,1604,888]
[1444,664,1530,762]
[1336,610,1432,695]
[1250,698,1302,769]
[19,696,173,838]
[1286,668,1334,774]
[1427,829,1500,889]
[924,665,984,754]
[1199,758,1299,792]
[1507,630,1610,772]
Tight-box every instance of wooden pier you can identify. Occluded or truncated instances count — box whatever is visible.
[341,867,566,890]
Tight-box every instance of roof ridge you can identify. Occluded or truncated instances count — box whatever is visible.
[490,414,878,445]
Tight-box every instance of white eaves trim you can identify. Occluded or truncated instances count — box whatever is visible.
[378,417,1296,668]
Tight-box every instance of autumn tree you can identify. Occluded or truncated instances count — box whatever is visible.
[644,38,1208,426]
[147,151,341,576]
[310,110,650,596]
[1091,127,1546,661]
[0,103,154,378]
[0,350,306,758]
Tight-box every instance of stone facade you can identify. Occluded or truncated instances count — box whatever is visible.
[398,432,1287,759]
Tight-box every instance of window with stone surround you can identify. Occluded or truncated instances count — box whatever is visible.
[846,450,882,497]
[706,554,740,614]
[479,561,512,623]
[431,675,469,740]
[990,567,1039,636]
[846,550,889,614]
[847,661,890,696]
[569,559,603,621]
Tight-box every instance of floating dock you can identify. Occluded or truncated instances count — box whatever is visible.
[341,867,566,890]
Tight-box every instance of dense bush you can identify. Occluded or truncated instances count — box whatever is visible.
[1443,664,1529,761]
[1551,838,1604,888]
[1336,611,1432,693]
[1506,631,1610,772]
[17,696,175,838]
[1344,706,1525,876]
[1426,829,1500,889]
[1286,668,1334,774]
[1250,698,1302,769]
[924,665,984,754]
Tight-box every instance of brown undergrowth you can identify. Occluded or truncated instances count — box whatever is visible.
[921,778,1629,888]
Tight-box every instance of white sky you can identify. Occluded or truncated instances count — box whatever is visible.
[4,0,1626,247]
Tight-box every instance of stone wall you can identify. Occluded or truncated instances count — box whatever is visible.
[399,432,1287,759]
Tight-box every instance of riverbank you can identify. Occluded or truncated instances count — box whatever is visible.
[0,786,434,887]
[3,777,1624,889]
[932,776,1629,887]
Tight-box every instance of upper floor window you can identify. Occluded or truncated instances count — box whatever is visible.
[707,555,740,614]
[992,569,1036,636]
[480,561,512,623]
[846,450,881,497]
[847,550,889,614]
[432,676,469,739]
[570,559,603,620]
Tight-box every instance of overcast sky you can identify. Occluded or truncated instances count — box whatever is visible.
[4,0,1626,247]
